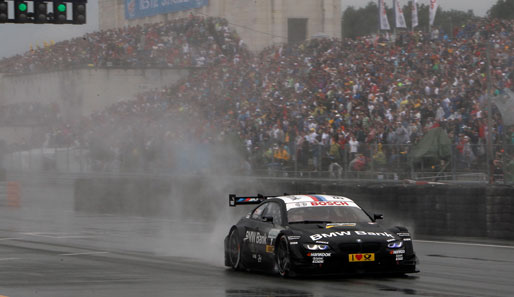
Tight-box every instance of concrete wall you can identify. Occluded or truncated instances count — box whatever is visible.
[98,0,342,52]
[0,68,190,122]
[0,126,34,148]
[74,176,514,240]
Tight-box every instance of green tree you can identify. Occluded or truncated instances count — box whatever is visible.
[342,3,380,39]
[341,1,476,39]
[435,9,476,38]
[488,0,514,19]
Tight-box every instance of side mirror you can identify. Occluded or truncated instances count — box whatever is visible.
[373,214,384,220]
[262,216,274,223]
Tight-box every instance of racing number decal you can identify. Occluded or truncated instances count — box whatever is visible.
[348,253,375,262]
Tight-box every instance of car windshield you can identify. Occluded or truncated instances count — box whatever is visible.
[287,206,372,224]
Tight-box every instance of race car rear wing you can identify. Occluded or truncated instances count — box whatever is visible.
[229,194,276,207]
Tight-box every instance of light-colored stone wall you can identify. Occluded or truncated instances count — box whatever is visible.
[98,0,341,52]
[0,68,190,122]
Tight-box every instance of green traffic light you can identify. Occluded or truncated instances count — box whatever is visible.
[18,3,28,12]
[57,4,66,12]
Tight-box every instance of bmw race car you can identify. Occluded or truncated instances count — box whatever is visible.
[224,194,418,277]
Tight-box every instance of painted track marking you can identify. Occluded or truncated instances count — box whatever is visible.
[416,240,514,249]
[22,232,92,239]
[0,258,20,261]
[59,252,109,256]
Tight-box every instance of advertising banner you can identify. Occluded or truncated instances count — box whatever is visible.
[394,0,407,29]
[378,0,391,31]
[125,0,209,20]
[429,0,438,26]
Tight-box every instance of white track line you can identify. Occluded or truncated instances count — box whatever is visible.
[0,257,20,261]
[416,240,514,249]
[22,233,92,239]
[59,252,109,256]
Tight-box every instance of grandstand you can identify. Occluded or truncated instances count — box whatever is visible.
[0,14,513,182]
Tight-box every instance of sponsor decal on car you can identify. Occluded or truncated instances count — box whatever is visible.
[288,202,310,209]
[290,241,298,245]
[245,231,267,245]
[307,252,331,257]
[390,250,405,254]
[288,235,301,240]
[237,198,262,203]
[311,201,350,206]
[268,229,281,239]
[330,196,352,200]
[315,241,329,244]
[397,232,410,237]
[312,257,324,264]
[310,231,394,241]
[252,254,263,262]
[266,245,275,253]
[348,253,375,262]
[396,255,404,261]
[326,223,356,228]
[286,200,360,210]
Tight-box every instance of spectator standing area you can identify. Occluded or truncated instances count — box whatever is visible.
[0,16,513,182]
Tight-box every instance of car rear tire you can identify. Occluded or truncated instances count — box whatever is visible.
[276,236,294,277]
[228,229,243,270]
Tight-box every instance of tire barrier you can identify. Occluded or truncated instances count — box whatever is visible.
[0,181,21,207]
[73,176,514,240]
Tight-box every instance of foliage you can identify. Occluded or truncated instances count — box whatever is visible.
[342,1,477,39]
[342,3,379,39]
[488,0,514,19]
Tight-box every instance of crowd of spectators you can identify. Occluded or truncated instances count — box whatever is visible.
[0,15,242,73]
[148,18,514,175]
[1,16,514,178]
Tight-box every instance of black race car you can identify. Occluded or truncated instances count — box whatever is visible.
[224,194,418,277]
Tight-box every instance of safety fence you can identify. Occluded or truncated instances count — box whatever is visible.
[2,144,514,183]
[255,143,514,184]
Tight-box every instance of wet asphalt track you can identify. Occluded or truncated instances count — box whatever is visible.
[0,182,513,297]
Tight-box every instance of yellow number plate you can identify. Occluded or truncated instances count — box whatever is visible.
[348,253,375,262]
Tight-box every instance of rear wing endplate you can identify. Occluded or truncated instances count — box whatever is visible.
[229,194,271,207]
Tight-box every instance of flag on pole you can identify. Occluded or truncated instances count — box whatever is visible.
[394,0,407,29]
[429,0,438,26]
[378,0,391,31]
[411,0,418,28]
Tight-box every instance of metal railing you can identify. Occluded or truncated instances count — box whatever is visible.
[253,142,512,181]
[2,144,513,184]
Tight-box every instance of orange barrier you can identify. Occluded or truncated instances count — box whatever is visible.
[6,181,20,208]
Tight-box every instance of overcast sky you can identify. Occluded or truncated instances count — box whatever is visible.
[0,0,500,59]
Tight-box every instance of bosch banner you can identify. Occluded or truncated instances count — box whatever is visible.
[125,0,208,20]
